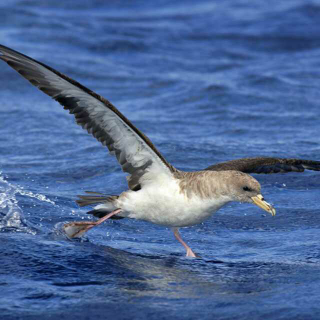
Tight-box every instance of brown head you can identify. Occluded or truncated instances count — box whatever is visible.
[177,170,276,216]
[220,171,276,216]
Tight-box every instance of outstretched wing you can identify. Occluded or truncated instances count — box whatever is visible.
[205,157,320,174]
[0,44,176,190]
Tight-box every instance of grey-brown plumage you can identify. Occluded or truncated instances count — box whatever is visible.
[205,157,320,174]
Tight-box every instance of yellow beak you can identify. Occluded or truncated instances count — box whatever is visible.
[251,194,276,216]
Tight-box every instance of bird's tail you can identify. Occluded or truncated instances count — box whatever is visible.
[76,191,123,219]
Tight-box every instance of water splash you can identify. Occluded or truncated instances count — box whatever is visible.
[0,172,54,234]
[0,175,55,206]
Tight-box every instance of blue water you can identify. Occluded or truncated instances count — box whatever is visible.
[1,0,320,319]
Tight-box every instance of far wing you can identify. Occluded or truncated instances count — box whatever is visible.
[205,157,320,174]
[0,44,176,190]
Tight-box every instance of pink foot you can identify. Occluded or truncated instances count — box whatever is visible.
[63,208,121,238]
[186,247,199,258]
[172,227,200,258]
[63,221,97,238]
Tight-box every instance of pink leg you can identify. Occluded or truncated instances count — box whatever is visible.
[63,209,122,238]
[172,228,199,258]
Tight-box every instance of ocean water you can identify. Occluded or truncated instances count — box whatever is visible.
[1,0,320,319]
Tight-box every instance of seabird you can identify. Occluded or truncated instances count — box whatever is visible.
[1,44,319,257]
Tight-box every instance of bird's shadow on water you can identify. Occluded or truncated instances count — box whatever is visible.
[45,233,299,300]
[44,229,229,299]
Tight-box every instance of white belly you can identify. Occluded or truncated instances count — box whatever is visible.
[115,177,230,227]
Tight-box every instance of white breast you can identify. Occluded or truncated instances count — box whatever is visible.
[115,175,231,227]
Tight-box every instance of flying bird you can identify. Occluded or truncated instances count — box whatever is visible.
[1,44,319,257]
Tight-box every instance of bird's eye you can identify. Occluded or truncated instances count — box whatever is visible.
[243,186,252,192]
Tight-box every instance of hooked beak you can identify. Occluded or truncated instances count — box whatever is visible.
[251,194,276,216]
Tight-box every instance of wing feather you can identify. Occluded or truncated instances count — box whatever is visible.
[205,157,320,174]
[0,44,176,189]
